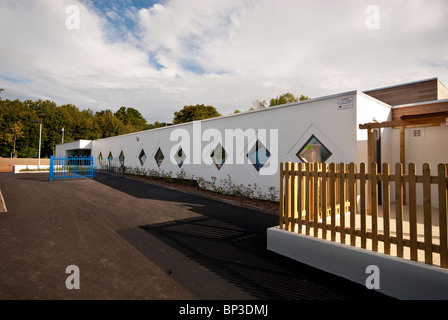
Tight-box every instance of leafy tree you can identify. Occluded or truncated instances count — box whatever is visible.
[2,122,24,157]
[269,92,298,106]
[0,97,152,158]
[94,110,130,138]
[299,94,311,101]
[114,106,149,131]
[172,104,221,124]
[148,121,171,129]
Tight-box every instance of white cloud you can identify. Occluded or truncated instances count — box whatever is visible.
[1,0,447,123]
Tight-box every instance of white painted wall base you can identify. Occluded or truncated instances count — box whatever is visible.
[13,165,50,173]
[267,226,448,300]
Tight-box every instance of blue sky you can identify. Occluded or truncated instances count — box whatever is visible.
[1,0,447,123]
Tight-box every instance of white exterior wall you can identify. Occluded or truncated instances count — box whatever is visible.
[389,125,448,205]
[91,91,379,198]
[355,93,393,166]
[55,140,92,157]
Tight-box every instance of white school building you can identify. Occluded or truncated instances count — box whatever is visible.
[56,77,448,205]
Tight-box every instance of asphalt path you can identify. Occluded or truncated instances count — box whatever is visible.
[0,172,392,303]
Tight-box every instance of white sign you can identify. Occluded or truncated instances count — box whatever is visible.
[337,96,353,110]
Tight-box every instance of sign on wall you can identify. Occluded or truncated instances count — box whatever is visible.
[337,96,353,110]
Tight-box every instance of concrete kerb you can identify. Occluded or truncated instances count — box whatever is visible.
[267,226,448,300]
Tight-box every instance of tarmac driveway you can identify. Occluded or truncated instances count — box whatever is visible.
[0,172,390,301]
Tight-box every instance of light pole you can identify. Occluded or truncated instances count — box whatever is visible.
[62,127,64,144]
[31,120,42,169]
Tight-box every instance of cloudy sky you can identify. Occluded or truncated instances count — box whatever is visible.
[1,0,447,123]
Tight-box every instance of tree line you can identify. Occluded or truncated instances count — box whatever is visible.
[0,89,308,158]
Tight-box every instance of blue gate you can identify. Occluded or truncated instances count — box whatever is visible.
[49,156,124,181]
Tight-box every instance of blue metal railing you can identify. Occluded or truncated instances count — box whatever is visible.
[49,156,124,181]
[49,156,94,182]
[94,157,125,179]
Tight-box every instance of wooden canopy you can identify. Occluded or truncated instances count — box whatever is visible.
[359,100,448,204]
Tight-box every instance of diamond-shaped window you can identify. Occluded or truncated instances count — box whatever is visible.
[154,148,164,167]
[108,151,113,161]
[98,152,103,161]
[296,135,332,163]
[174,147,186,168]
[246,140,270,172]
[138,149,147,166]
[210,143,228,170]
[119,151,125,165]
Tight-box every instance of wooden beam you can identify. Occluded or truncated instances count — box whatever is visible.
[359,116,447,130]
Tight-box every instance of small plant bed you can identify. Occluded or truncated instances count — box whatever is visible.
[19,168,50,172]
[124,170,279,215]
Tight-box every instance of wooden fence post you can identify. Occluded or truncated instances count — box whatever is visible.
[395,163,404,258]
[423,163,433,265]
[408,163,418,261]
[313,163,319,237]
[360,163,367,249]
[439,163,448,268]
[348,163,357,246]
[382,163,391,255]
[321,163,328,240]
[290,162,298,233]
[305,163,311,236]
[279,162,284,230]
[297,163,303,234]
[285,162,292,232]
[371,162,378,252]
[329,163,336,242]
[339,163,346,244]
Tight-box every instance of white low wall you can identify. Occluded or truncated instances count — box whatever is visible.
[13,165,50,173]
[267,227,448,300]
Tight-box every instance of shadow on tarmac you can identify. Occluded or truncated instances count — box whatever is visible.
[93,175,393,300]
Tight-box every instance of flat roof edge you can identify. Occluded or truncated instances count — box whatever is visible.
[392,98,448,109]
[363,77,439,93]
[94,90,362,141]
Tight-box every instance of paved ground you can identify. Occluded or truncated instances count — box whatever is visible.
[0,172,392,301]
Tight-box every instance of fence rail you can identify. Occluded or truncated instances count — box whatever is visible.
[49,156,124,181]
[279,162,448,269]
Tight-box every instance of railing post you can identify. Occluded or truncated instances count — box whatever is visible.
[49,155,54,182]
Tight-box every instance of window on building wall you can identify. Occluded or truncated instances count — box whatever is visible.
[210,143,228,170]
[246,140,270,172]
[296,135,332,163]
[119,151,125,166]
[174,147,186,168]
[108,151,113,161]
[138,149,147,166]
[98,152,103,162]
[154,148,164,167]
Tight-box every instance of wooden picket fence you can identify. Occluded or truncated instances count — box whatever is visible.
[279,162,448,269]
